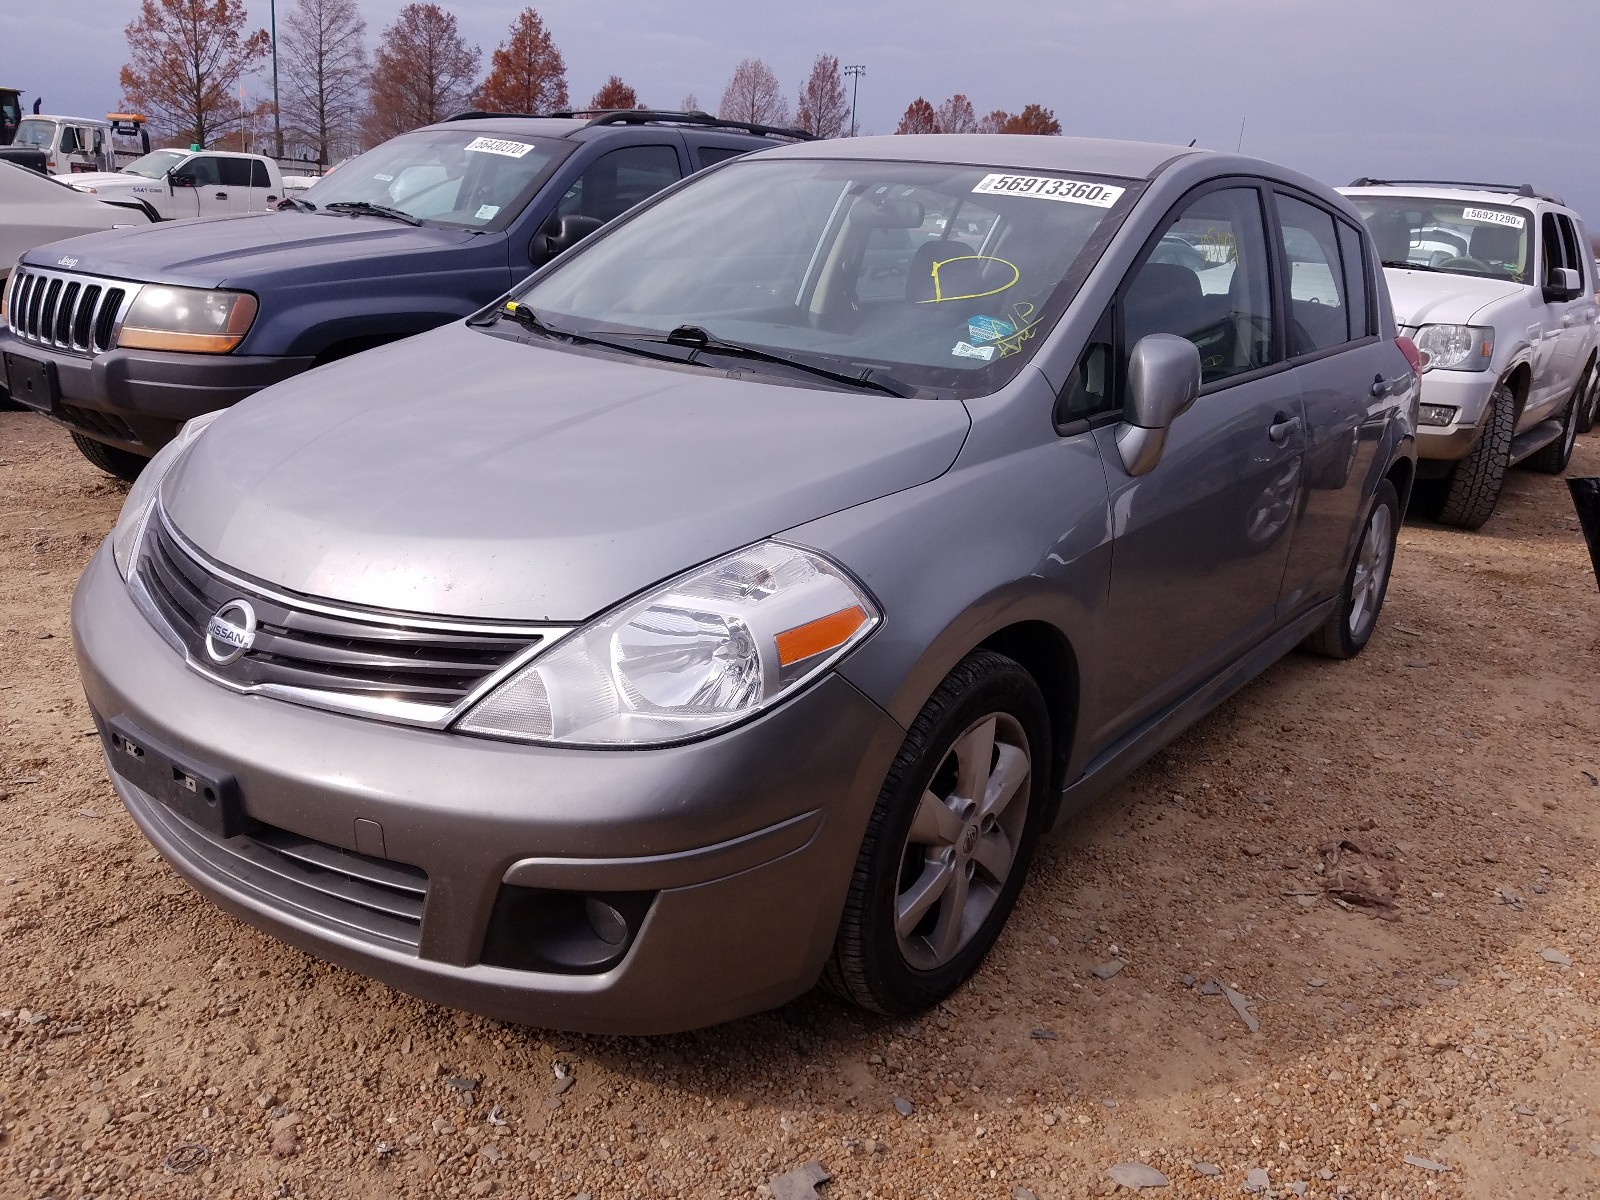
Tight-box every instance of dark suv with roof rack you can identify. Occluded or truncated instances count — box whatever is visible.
[0,110,807,479]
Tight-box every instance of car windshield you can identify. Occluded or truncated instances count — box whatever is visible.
[1351,197,1530,282]
[510,157,1138,395]
[12,118,53,148]
[120,149,187,179]
[299,128,566,228]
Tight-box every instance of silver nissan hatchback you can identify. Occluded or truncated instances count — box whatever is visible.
[73,136,1419,1033]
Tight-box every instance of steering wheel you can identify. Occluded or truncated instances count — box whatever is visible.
[1436,256,1492,272]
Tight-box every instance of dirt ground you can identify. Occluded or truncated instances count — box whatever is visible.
[1,409,1597,1200]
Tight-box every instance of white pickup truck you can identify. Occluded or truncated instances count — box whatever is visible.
[63,148,285,220]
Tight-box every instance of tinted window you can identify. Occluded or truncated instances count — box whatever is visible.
[1558,215,1585,289]
[1123,186,1274,385]
[186,156,222,186]
[218,157,253,188]
[696,145,748,168]
[1276,194,1349,354]
[1541,213,1566,283]
[1336,219,1370,339]
[557,145,683,223]
[250,159,271,188]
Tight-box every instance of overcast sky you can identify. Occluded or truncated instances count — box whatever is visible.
[9,0,1600,217]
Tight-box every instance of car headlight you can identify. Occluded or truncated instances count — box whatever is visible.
[109,411,223,579]
[117,285,258,353]
[457,541,881,747]
[1414,324,1493,372]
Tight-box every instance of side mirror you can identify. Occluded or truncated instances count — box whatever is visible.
[531,214,604,264]
[169,171,196,188]
[1545,266,1581,301]
[1115,333,1202,477]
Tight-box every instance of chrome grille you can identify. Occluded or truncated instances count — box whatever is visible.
[5,267,137,355]
[131,509,562,728]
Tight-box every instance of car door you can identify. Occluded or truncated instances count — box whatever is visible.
[247,158,280,211]
[1091,182,1307,740]
[1529,212,1569,415]
[1270,190,1390,614]
[511,137,687,279]
[182,156,230,216]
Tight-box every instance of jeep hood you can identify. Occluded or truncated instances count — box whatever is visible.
[1382,268,1528,327]
[161,323,970,621]
[21,211,478,289]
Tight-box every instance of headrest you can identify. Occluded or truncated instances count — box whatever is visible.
[906,239,976,304]
[1470,222,1521,263]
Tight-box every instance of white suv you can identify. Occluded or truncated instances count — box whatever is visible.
[1341,180,1597,528]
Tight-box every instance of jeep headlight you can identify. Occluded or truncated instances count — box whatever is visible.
[457,542,880,747]
[109,411,222,579]
[117,285,258,353]
[1414,324,1494,372]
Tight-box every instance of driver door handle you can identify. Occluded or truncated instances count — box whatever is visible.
[1268,412,1302,444]
[215,191,228,199]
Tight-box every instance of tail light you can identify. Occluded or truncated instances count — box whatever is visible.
[1396,336,1426,376]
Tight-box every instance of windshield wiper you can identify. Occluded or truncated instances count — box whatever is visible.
[473,303,691,364]
[1381,260,1442,273]
[275,194,316,212]
[324,200,420,226]
[649,325,918,397]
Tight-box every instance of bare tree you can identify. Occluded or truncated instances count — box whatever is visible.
[364,3,479,144]
[795,54,848,138]
[280,0,367,164]
[718,58,788,126]
[935,94,979,134]
[681,92,700,112]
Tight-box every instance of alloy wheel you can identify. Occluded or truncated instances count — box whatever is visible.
[894,713,1031,971]
[1348,502,1394,637]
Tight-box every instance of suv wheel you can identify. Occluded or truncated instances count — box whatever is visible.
[1302,480,1399,659]
[1430,379,1514,530]
[71,432,147,483]
[1577,367,1599,435]
[1525,373,1583,475]
[824,651,1050,1015]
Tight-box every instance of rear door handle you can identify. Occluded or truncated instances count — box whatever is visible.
[215,191,228,199]
[1268,412,1302,443]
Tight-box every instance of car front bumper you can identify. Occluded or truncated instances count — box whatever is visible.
[72,544,908,1033]
[0,329,312,456]
[1414,369,1499,462]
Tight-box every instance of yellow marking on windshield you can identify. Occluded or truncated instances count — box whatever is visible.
[917,255,1021,304]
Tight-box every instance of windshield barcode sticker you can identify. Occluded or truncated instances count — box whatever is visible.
[972,174,1124,207]
[1462,207,1524,228]
[464,136,535,158]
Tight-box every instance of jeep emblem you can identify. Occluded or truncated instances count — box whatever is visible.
[204,599,257,665]
[57,255,78,268]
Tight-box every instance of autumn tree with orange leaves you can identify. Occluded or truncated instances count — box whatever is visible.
[895,97,938,135]
[796,55,848,138]
[119,0,271,147]
[897,95,1061,135]
[718,58,788,126]
[475,7,568,115]
[589,76,641,111]
[364,4,478,143]
[936,94,979,134]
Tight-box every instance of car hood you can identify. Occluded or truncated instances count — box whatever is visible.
[64,172,154,189]
[20,211,478,289]
[161,324,971,621]
[1382,268,1528,327]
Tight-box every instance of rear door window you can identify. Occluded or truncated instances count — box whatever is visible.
[1275,194,1350,355]
[217,157,253,188]
[695,144,748,168]
[250,159,271,189]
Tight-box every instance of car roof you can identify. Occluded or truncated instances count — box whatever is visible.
[428,115,784,146]
[1340,183,1567,215]
[758,134,1202,179]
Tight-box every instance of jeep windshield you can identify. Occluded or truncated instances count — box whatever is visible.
[120,149,188,179]
[1352,198,1529,283]
[508,158,1139,396]
[298,128,568,229]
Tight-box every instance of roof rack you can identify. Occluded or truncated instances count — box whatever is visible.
[1347,177,1564,205]
[444,108,815,142]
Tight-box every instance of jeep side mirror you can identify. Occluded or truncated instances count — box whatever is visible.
[1545,266,1582,301]
[169,171,196,188]
[531,214,604,265]
[1115,333,1202,477]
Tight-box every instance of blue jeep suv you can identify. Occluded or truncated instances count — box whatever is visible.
[0,110,808,478]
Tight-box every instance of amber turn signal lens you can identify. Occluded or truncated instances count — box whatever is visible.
[774,605,869,667]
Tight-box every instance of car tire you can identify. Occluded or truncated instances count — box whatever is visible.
[71,432,147,483]
[1575,367,1598,435]
[1525,374,1583,475]
[824,650,1051,1015]
[1431,379,1514,530]
[1301,479,1400,660]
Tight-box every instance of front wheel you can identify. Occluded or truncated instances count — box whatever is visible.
[71,432,147,482]
[1302,479,1400,659]
[1430,380,1514,529]
[824,651,1051,1015]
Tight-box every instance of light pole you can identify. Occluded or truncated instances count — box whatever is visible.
[844,64,865,137]
[271,0,283,158]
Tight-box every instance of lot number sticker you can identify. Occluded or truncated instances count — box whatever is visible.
[972,174,1125,207]
[1462,207,1524,229]
[465,136,536,158]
